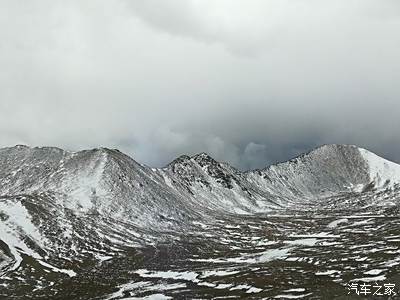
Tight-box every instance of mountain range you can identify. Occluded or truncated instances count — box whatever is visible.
[1,144,400,299]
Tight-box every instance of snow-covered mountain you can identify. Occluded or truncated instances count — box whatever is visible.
[1,144,400,298]
[1,144,399,216]
[248,144,400,198]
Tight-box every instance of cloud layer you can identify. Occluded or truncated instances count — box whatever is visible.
[1,0,400,169]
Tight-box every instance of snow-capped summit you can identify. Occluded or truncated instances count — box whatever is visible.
[247,144,400,199]
[358,147,400,188]
[192,152,217,164]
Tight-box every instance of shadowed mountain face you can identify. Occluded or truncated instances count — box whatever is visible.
[1,144,400,299]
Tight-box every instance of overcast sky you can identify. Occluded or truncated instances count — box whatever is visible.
[1,0,400,170]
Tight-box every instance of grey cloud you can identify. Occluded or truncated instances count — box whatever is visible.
[0,0,400,170]
[243,143,269,170]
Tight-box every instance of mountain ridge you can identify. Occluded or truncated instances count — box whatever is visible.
[4,143,400,173]
[1,143,400,219]
[1,144,400,211]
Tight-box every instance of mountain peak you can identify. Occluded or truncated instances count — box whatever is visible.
[265,144,361,168]
[165,152,219,170]
[192,152,219,165]
[192,152,214,159]
[298,143,358,157]
[166,154,192,168]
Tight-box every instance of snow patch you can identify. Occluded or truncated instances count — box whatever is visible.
[327,218,348,228]
[359,148,400,187]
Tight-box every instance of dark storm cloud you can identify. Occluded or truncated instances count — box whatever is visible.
[1,0,400,170]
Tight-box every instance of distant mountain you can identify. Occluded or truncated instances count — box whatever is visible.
[1,144,400,298]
